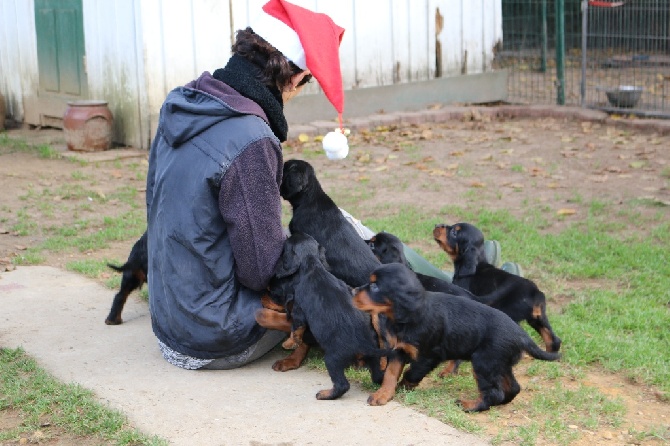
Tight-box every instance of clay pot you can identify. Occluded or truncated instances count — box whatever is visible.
[63,100,113,151]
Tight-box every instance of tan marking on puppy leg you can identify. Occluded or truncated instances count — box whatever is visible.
[367,358,404,406]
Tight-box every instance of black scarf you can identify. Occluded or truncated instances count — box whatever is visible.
[212,54,288,142]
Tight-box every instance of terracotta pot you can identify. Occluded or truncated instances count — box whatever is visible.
[63,100,113,151]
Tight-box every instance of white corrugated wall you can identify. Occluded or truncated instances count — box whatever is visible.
[0,0,502,148]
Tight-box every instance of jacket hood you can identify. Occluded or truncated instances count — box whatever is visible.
[159,72,269,147]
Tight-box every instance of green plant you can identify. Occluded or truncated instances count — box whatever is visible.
[0,348,166,445]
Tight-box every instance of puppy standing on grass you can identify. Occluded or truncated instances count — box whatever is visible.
[353,263,561,412]
[433,222,562,353]
[256,232,386,400]
[105,231,148,325]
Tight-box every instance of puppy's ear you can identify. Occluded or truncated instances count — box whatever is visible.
[274,246,301,279]
[318,244,330,269]
[459,243,479,276]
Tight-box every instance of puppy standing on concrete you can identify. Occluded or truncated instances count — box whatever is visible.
[257,232,385,400]
[433,222,562,353]
[280,159,380,287]
[105,231,148,325]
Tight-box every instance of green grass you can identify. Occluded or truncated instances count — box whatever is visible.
[361,204,670,394]
[0,348,166,445]
[2,132,669,445]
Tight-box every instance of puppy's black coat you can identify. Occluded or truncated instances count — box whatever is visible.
[105,231,148,325]
[366,231,474,298]
[353,263,560,411]
[280,159,380,287]
[264,232,385,400]
[433,222,562,353]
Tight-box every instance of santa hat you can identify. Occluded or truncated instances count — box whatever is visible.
[252,0,349,159]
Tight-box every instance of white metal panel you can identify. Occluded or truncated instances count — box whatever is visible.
[482,0,503,71]
[408,0,431,81]
[0,0,39,122]
[159,0,197,89]
[391,0,411,83]
[82,0,146,148]
[431,0,461,77]
[461,0,484,74]
[191,0,232,75]
[352,0,395,88]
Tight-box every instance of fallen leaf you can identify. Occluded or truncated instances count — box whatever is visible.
[630,161,647,169]
[470,181,486,188]
[15,245,27,251]
[298,133,310,143]
[557,208,577,216]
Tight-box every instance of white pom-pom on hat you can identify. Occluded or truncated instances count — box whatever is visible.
[322,128,349,160]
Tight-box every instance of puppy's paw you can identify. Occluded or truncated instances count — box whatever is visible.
[367,389,394,406]
[281,337,299,350]
[105,317,123,325]
[457,397,487,412]
[437,360,460,377]
[316,389,335,400]
[261,293,285,312]
[398,378,419,390]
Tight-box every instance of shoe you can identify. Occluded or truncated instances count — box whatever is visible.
[501,261,523,277]
[402,244,453,282]
[484,240,502,267]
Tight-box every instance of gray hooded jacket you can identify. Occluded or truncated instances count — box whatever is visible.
[146,72,286,359]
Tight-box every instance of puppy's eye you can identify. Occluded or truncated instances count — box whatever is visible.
[370,283,379,293]
[450,227,458,236]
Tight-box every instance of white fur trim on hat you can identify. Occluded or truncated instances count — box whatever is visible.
[251,12,307,69]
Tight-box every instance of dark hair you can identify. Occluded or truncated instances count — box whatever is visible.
[232,27,312,90]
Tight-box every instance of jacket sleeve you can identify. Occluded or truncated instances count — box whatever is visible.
[218,137,286,291]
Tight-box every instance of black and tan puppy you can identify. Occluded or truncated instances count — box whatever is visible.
[366,231,474,298]
[433,222,562,353]
[280,159,380,287]
[353,263,560,412]
[105,231,148,325]
[256,232,386,400]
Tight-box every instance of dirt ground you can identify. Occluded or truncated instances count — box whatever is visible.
[1,107,669,445]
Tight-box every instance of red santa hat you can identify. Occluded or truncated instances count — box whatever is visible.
[252,0,349,159]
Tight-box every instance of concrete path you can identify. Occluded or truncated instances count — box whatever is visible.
[0,266,489,446]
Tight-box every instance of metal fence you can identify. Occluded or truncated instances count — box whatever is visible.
[494,0,670,117]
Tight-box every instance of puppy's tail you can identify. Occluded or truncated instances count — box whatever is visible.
[107,262,129,273]
[524,338,561,362]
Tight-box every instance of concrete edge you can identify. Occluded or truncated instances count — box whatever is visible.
[287,103,670,141]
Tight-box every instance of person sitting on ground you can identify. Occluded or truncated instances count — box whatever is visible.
[145,0,348,370]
